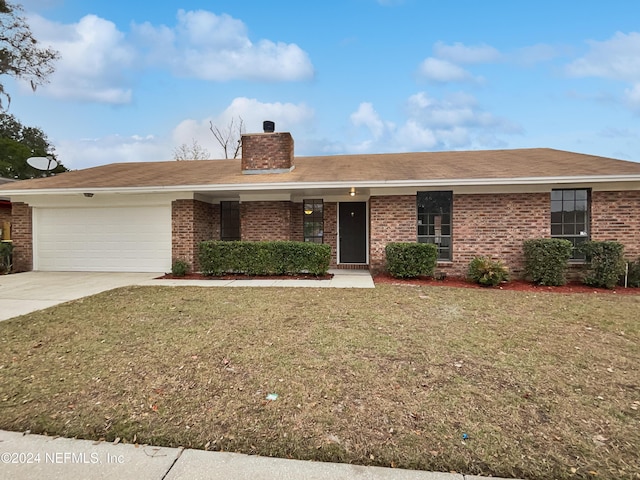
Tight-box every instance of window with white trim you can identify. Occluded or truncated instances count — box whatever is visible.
[551,189,590,260]
[417,191,452,260]
[303,199,323,243]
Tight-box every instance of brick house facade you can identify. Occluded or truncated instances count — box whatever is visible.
[2,124,640,275]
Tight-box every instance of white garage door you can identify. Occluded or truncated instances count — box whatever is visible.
[34,206,172,272]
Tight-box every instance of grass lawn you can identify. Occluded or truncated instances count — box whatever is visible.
[0,284,638,479]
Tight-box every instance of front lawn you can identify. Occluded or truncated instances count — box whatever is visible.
[0,285,638,479]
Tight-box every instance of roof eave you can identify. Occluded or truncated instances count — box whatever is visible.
[2,174,640,196]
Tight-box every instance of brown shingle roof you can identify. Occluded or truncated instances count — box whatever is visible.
[1,148,640,192]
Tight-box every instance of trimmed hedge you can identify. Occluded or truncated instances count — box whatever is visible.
[523,238,573,286]
[385,242,437,278]
[198,240,331,276]
[578,241,626,289]
[468,256,509,287]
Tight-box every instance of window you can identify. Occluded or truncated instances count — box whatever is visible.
[417,191,452,260]
[551,189,590,259]
[220,201,240,241]
[303,199,323,243]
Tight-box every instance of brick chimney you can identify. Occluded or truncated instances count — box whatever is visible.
[240,121,294,174]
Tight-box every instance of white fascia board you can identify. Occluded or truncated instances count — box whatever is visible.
[1,174,640,197]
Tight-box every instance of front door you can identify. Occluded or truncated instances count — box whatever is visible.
[339,202,367,263]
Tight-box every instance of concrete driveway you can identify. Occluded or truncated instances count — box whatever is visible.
[0,272,161,322]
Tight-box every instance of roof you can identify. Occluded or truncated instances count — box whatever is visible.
[1,148,640,193]
[0,177,16,185]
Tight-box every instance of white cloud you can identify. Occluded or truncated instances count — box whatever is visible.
[132,10,314,81]
[433,41,501,64]
[418,57,475,83]
[565,32,640,112]
[345,92,521,153]
[513,43,563,66]
[566,32,640,81]
[56,134,169,169]
[625,83,640,111]
[171,97,315,158]
[349,103,387,139]
[22,8,313,104]
[28,14,135,104]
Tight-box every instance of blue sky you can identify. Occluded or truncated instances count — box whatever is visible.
[6,0,640,169]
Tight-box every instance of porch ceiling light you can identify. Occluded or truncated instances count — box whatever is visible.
[83,193,94,198]
[349,187,356,197]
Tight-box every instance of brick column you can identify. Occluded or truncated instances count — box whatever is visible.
[172,199,215,272]
[10,202,33,272]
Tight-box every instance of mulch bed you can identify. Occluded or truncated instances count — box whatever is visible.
[156,272,334,281]
[373,273,640,294]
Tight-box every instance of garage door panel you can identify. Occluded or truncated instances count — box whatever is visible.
[35,206,171,272]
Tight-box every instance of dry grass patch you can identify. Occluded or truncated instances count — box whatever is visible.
[0,285,638,479]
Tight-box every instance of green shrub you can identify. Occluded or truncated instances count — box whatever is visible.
[627,258,640,288]
[198,240,331,276]
[385,242,437,278]
[0,241,13,274]
[171,259,190,277]
[523,238,573,286]
[468,256,509,287]
[577,241,625,289]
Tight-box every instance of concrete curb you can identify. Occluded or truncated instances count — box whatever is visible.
[0,430,522,480]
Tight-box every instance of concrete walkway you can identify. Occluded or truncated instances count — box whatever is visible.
[0,430,519,480]
[139,269,376,289]
[0,271,160,321]
[0,270,374,322]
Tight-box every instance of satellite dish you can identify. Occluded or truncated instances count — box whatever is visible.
[27,156,59,171]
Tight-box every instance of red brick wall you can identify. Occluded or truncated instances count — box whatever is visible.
[240,201,291,241]
[290,202,303,241]
[241,133,294,172]
[370,196,416,271]
[324,202,338,267]
[591,190,640,258]
[450,193,549,277]
[10,202,32,272]
[172,199,214,272]
[369,193,549,276]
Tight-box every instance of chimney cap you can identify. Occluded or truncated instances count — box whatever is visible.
[263,120,275,133]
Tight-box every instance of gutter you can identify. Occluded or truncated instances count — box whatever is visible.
[1,174,640,196]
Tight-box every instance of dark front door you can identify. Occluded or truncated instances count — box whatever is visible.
[339,202,367,263]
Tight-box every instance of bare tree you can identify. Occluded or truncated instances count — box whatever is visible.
[209,116,244,159]
[173,138,210,161]
[0,1,60,109]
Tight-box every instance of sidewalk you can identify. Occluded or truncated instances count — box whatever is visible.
[0,430,520,480]
[141,269,376,289]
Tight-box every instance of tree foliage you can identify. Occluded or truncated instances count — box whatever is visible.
[0,0,59,109]
[0,111,67,178]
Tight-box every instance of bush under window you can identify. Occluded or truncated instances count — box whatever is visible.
[468,256,509,287]
[523,238,573,286]
[385,242,437,278]
[577,241,626,289]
